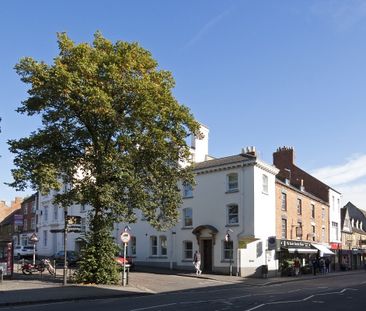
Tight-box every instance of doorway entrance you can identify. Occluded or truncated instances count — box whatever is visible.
[202,239,213,272]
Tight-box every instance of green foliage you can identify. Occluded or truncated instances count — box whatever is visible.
[76,225,120,284]
[9,32,200,284]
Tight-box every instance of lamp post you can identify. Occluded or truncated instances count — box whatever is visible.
[120,226,131,287]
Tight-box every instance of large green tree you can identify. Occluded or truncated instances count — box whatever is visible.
[9,32,200,284]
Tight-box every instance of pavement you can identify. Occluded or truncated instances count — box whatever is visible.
[0,266,363,307]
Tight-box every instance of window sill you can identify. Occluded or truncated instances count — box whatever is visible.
[262,191,269,195]
[226,224,239,227]
[181,226,193,230]
[148,256,168,259]
[220,259,232,263]
[182,259,193,262]
[226,189,239,194]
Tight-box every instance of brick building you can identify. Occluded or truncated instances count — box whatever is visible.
[273,147,340,274]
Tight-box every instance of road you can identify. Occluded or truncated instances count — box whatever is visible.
[2,272,365,311]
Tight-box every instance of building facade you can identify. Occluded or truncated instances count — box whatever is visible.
[340,202,366,270]
[273,147,339,273]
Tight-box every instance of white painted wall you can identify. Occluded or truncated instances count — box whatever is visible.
[329,189,342,243]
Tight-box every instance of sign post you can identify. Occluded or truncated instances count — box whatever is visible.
[29,233,39,265]
[120,231,130,287]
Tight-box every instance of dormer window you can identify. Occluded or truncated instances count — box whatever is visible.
[227,173,238,192]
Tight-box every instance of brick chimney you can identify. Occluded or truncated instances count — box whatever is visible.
[273,146,295,169]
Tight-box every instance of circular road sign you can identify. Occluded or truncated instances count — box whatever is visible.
[120,232,131,243]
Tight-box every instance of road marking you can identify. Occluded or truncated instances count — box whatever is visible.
[243,288,359,311]
[130,303,177,311]
[287,289,301,293]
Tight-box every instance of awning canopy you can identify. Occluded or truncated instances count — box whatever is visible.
[312,244,335,256]
[287,248,318,254]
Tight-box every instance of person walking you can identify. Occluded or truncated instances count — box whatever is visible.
[294,257,301,276]
[325,257,330,273]
[193,250,202,275]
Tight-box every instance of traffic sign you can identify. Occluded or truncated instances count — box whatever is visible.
[120,232,130,243]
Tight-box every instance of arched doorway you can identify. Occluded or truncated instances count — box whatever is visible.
[192,225,219,273]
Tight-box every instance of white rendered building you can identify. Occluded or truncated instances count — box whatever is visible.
[117,131,279,277]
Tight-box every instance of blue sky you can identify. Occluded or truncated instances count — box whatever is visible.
[1,0,366,209]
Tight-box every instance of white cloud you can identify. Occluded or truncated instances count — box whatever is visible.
[185,6,233,48]
[311,154,366,211]
[311,154,366,186]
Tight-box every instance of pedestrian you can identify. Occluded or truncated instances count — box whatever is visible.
[294,257,300,276]
[325,257,330,273]
[320,258,325,274]
[193,250,202,275]
[312,257,318,276]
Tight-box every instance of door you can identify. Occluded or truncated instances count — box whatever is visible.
[202,239,213,272]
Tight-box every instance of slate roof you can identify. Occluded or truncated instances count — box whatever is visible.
[192,153,255,171]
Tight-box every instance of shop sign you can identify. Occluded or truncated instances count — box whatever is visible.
[280,239,311,249]
[330,242,341,250]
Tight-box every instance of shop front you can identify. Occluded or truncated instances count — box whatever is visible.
[278,239,318,276]
[0,240,14,278]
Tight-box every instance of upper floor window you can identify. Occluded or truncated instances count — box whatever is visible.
[322,227,326,242]
[183,183,193,198]
[23,206,28,215]
[227,173,238,192]
[322,207,325,221]
[53,206,58,221]
[227,204,239,225]
[44,206,48,222]
[311,204,315,218]
[183,208,193,227]
[80,204,87,213]
[312,225,316,241]
[281,219,287,239]
[183,241,193,259]
[31,217,36,230]
[262,174,268,194]
[23,219,27,231]
[31,201,36,213]
[297,199,302,215]
[281,193,287,211]
[332,221,339,240]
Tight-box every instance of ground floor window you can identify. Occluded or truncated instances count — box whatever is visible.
[183,241,193,259]
[223,240,233,260]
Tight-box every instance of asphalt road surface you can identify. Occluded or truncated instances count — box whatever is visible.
[2,272,365,311]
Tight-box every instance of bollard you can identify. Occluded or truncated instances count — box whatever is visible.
[0,268,3,284]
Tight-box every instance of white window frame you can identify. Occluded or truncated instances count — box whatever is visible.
[160,236,167,256]
[281,192,287,211]
[183,241,193,259]
[281,218,287,239]
[53,206,58,221]
[227,204,239,225]
[227,173,238,192]
[223,240,233,260]
[183,183,193,198]
[183,208,193,227]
